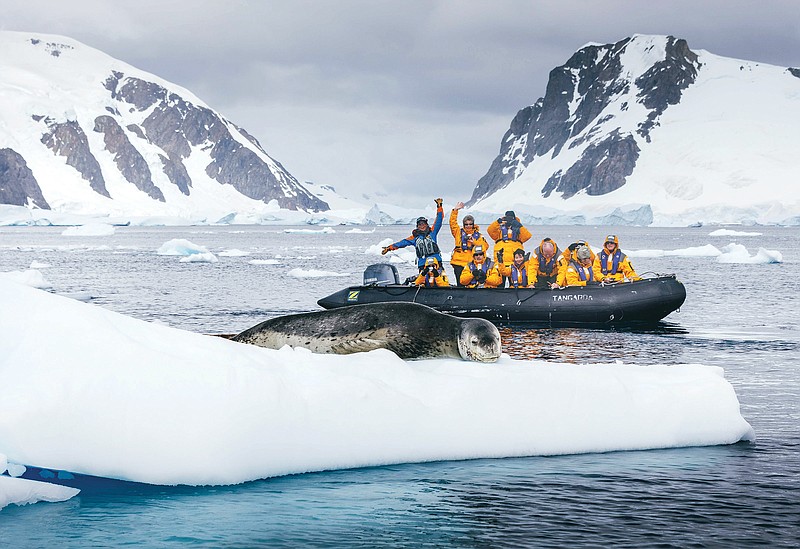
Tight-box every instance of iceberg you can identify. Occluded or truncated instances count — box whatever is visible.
[0,280,753,489]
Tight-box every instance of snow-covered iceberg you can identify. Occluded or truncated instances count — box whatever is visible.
[0,279,753,488]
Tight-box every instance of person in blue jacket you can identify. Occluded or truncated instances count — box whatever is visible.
[382,198,445,271]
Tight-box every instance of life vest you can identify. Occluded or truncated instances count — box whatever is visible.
[599,249,623,275]
[460,228,482,251]
[510,263,528,287]
[414,233,440,258]
[467,259,494,286]
[497,225,521,243]
[537,248,558,276]
[571,260,595,282]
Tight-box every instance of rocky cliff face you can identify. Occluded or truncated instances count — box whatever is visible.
[0,33,328,215]
[468,35,701,205]
[0,149,50,209]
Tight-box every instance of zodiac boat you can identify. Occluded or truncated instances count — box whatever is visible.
[318,264,687,325]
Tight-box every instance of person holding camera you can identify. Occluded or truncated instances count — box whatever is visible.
[413,257,451,287]
[487,210,532,282]
[459,245,502,288]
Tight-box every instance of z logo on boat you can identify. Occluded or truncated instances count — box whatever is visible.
[347,291,360,302]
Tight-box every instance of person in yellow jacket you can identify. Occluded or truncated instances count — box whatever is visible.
[459,245,502,288]
[553,240,594,288]
[413,257,451,287]
[594,234,641,283]
[532,238,560,288]
[487,210,532,267]
[559,245,599,287]
[449,201,490,286]
[498,248,537,288]
[558,240,596,272]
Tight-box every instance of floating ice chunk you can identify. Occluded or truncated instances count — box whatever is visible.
[218,249,250,257]
[287,268,350,278]
[156,239,210,256]
[629,244,723,258]
[0,280,755,487]
[61,223,116,237]
[0,476,80,510]
[717,243,782,264]
[346,228,376,234]
[179,252,218,263]
[0,269,52,289]
[708,229,762,237]
[249,259,281,265]
[29,261,51,269]
[284,227,336,234]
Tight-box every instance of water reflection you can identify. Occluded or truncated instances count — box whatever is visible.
[498,322,690,363]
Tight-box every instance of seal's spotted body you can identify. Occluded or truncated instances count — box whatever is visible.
[232,302,501,362]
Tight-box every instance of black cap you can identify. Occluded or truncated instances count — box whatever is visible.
[505,210,516,219]
[416,216,428,225]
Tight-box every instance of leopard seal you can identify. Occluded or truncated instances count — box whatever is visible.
[231,302,501,362]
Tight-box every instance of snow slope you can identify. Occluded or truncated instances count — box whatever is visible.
[471,35,800,226]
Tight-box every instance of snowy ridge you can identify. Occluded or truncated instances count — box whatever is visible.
[469,35,800,226]
[0,31,328,219]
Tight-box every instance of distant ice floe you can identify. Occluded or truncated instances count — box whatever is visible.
[287,268,350,278]
[218,249,250,257]
[628,243,781,264]
[156,239,218,263]
[708,229,762,237]
[61,223,116,237]
[284,227,336,234]
[179,252,218,264]
[29,261,51,269]
[345,228,375,234]
[628,244,723,258]
[156,239,208,256]
[717,243,782,264]
[0,269,52,289]
[249,259,281,265]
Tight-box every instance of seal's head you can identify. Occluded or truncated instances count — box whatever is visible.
[457,318,502,362]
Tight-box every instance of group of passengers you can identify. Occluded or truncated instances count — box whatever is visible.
[381,198,640,289]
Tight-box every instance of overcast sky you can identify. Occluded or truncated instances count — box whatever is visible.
[3,0,799,207]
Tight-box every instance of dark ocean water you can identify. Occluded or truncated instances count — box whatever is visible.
[1,224,798,546]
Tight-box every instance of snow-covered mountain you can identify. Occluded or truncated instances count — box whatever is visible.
[0,31,329,220]
[468,35,800,226]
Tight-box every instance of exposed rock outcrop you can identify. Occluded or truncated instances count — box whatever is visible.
[0,148,50,209]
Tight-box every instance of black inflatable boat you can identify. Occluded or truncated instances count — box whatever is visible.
[318,264,686,325]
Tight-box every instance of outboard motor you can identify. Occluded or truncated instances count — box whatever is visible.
[363,263,400,286]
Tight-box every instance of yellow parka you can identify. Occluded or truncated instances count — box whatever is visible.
[459,257,503,288]
[449,210,490,268]
[559,260,597,287]
[487,217,532,265]
[593,236,641,282]
[532,238,560,286]
[558,241,595,271]
[498,260,537,288]
[413,258,451,287]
